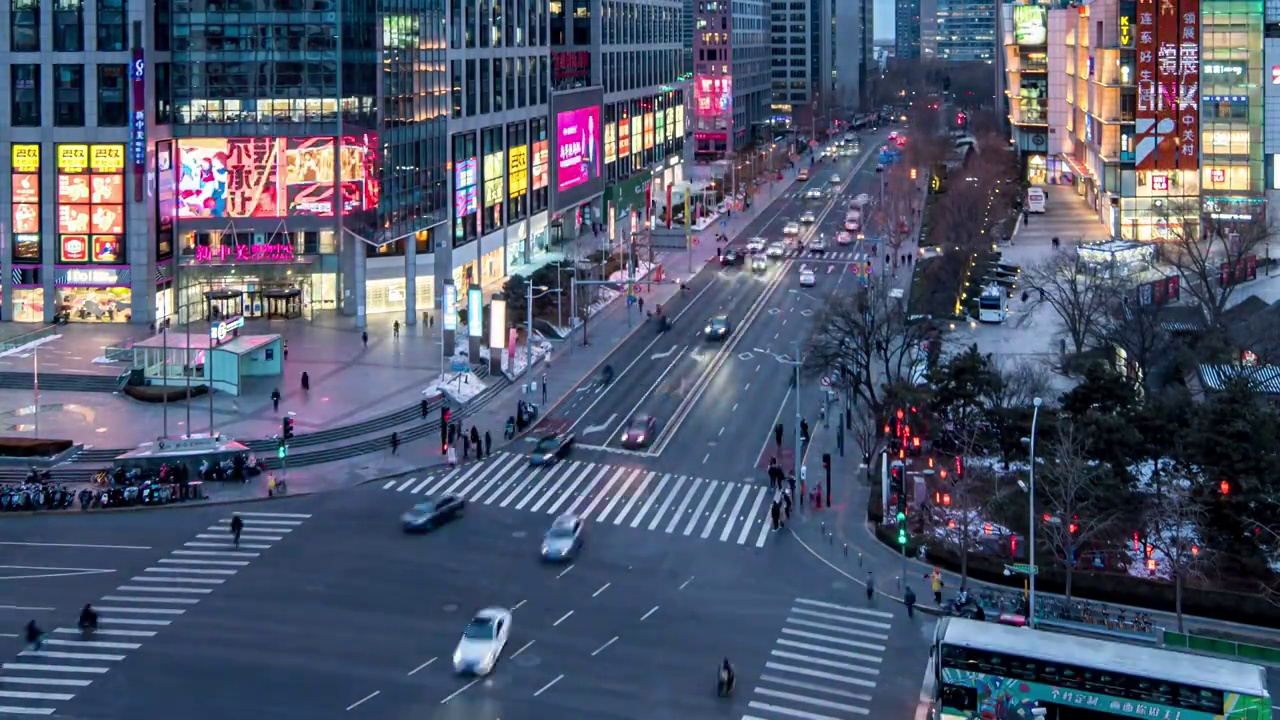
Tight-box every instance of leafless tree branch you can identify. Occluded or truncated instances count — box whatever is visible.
[1019,251,1124,356]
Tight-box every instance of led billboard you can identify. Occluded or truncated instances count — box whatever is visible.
[176,135,379,218]
[56,144,125,264]
[454,157,478,216]
[550,88,605,210]
[531,141,549,191]
[11,143,41,261]
[695,76,732,118]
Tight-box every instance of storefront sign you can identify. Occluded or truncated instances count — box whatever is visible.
[193,242,296,263]
[454,157,478,217]
[130,49,146,202]
[1175,0,1200,171]
[482,151,504,208]
[618,116,632,157]
[489,298,506,349]
[1119,15,1132,47]
[210,314,245,342]
[551,51,591,83]
[643,113,655,150]
[10,143,41,261]
[56,143,125,264]
[1135,0,1157,169]
[1210,168,1226,183]
[604,123,616,165]
[531,140,549,190]
[1203,61,1245,77]
[1150,174,1169,191]
[467,286,483,338]
[63,268,121,286]
[1013,6,1047,45]
[630,115,642,156]
[508,145,528,198]
[442,282,457,332]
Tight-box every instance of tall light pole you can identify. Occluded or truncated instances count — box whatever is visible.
[1028,396,1043,625]
[526,284,559,393]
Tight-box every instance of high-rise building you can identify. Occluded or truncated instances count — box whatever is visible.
[937,0,997,63]
[693,0,771,158]
[895,0,922,59]
[769,0,835,131]
[920,0,939,58]
[834,0,874,113]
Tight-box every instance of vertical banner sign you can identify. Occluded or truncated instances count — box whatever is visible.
[443,282,458,331]
[489,298,506,349]
[1155,0,1180,169]
[1177,0,1200,171]
[666,184,673,228]
[608,203,616,243]
[1135,0,1158,169]
[130,50,146,203]
[684,188,691,241]
[467,286,483,338]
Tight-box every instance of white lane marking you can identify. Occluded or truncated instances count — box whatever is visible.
[592,469,638,522]
[629,473,669,527]
[790,607,891,630]
[591,636,618,656]
[476,459,524,504]
[640,606,659,621]
[560,466,610,515]
[439,679,480,704]
[346,690,380,711]
[395,476,419,492]
[764,661,875,688]
[382,480,397,489]
[684,481,720,536]
[424,467,464,495]
[100,595,200,604]
[515,463,566,510]
[197,533,281,542]
[0,676,92,687]
[52,628,154,637]
[439,462,485,496]
[770,649,879,676]
[553,611,573,626]
[738,487,769,544]
[2,663,109,674]
[0,542,150,550]
[578,468,627,519]
[498,466,541,508]
[44,638,140,650]
[94,607,185,615]
[171,550,259,558]
[528,462,581,512]
[755,507,773,547]
[782,627,885,652]
[611,471,654,526]
[749,698,867,718]
[533,674,563,697]
[98,618,170,626]
[556,565,574,579]
[457,455,519,498]
[647,475,684,530]
[666,477,701,533]
[592,583,610,598]
[215,518,302,526]
[131,575,224,584]
[407,658,436,675]
[0,705,55,715]
[157,559,249,567]
[776,638,882,664]
[184,542,271,550]
[510,640,536,659]
[718,484,753,542]
[19,651,126,661]
[786,617,888,642]
[795,597,894,619]
[233,512,311,518]
[759,674,872,701]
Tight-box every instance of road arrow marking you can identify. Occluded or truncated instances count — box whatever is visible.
[650,346,677,361]
[582,414,617,436]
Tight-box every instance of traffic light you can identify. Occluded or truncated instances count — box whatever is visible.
[822,453,831,472]
[282,416,294,440]
[277,438,286,458]
[896,511,908,545]
[443,407,452,424]
[909,167,918,180]
[1219,479,1230,495]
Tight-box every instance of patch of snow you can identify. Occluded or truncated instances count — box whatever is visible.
[502,337,552,381]
[92,355,120,364]
[0,334,62,359]
[423,372,488,405]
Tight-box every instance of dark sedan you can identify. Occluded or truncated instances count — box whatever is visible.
[620,415,658,449]
[704,315,731,341]
[720,248,743,267]
[402,495,466,532]
[530,432,575,466]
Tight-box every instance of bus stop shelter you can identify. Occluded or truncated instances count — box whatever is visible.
[131,324,283,397]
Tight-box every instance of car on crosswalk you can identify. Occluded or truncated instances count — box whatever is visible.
[751,254,769,273]
[836,231,854,245]
[453,607,511,676]
[530,432,574,467]
[745,237,767,254]
[830,174,842,184]
[782,222,800,236]
[803,188,823,200]
[766,242,787,258]
[799,211,816,224]
[807,235,827,253]
[799,266,816,287]
[541,513,584,561]
[620,414,658,448]
[402,495,466,532]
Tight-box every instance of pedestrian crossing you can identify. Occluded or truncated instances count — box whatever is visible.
[0,511,311,716]
[380,452,776,548]
[793,250,871,262]
[743,597,894,720]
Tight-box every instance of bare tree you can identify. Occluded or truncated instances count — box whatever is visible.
[1159,200,1273,327]
[1144,458,1209,632]
[874,168,918,262]
[849,403,887,483]
[1035,421,1123,600]
[930,426,993,582]
[985,358,1057,412]
[1019,251,1122,356]
[1094,289,1174,390]
[805,281,932,416]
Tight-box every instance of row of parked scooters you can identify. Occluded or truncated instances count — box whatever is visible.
[0,483,76,511]
[78,481,204,509]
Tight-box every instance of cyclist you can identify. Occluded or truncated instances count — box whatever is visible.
[230,514,244,548]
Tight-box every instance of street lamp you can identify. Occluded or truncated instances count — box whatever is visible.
[551,261,576,330]
[757,340,805,488]
[1019,396,1044,625]
[526,284,560,393]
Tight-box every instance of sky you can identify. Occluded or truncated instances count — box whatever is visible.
[875,0,894,41]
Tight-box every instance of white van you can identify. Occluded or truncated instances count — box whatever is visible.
[1025,188,1047,213]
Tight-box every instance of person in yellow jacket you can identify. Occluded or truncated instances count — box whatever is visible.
[931,571,943,604]
[267,473,277,497]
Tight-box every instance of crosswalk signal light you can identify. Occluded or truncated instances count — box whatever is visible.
[910,168,918,180]
[277,438,287,458]
[896,511,908,545]
[282,417,294,441]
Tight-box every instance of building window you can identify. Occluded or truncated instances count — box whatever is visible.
[10,0,38,51]
[11,64,39,126]
[98,64,127,126]
[451,60,463,118]
[53,0,83,52]
[96,0,125,50]
[479,59,491,114]
[53,64,85,127]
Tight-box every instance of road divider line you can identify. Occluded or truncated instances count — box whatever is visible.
[533,674,563,697]
[640,605,660,621]
[346,690,380,711]
[592,583,610,597]
[510,640,535,659]
[553,611,573,626]
[407,657,436,675]
[679,577,695,590]
[591,636,618,656]
[556,565,574,579]
[439,679,479,705]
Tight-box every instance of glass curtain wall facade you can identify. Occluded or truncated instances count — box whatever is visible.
[937,0,996,62]
[1200,0,1264,224]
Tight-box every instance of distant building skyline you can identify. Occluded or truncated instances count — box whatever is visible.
[875,0,895,38]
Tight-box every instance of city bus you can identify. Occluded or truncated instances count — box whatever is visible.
[977,284,1007,323]
[932,618,1271,720]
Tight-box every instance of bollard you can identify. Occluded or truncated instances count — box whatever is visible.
[828,532,834,545]
[843,543,848,556]
[820,521,825,536]
[858,553,863,567]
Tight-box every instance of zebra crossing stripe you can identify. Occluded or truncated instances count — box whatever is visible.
[720,485,753,542]
[541,463,594,514]
[701,481,736,539]
[515,463,567,510]
[611,471,654,525]
[440,462,486,495]
[395,476,418,492]
[563,466,610,515]
[738,487,769,544]
[649,475,686,530]
[684,481,719,536]
[409,475,436,494]
[629,473,669,528]
[666,477,701,533]
[580,468,628,519]
[423,468,461,496]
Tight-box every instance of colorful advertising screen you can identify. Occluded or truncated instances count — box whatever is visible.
[675,106,684,138]
[482,151,504,208]
[156,140,176,260]
[656,111,666,145]
[56,144,125,264]
[643,113,655,150]
[695,76,732,117]
[454,157,478,216]
[618,115,632,157]
[531,141,549,191]
[1135,0,1157,170]
[630,115,642,156]
[1013,6,1047,45]
[604,123,616,165]
[508,145,528,198]
[176,135,377,219]
[285,137,336,216]
[11,143,41,261]
[554,106,601,193]
[1175,0,1200,171]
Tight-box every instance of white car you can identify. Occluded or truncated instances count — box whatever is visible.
[804,188,823,200]
[745,236,767,254]
[830,174,842,184]
[454,608,512,676]
[875,163,885,173]
[807,236,827,253]
[799,211,817,224]
[835,231,854,245]
[782,222,801,236]
[766,242,787,258]
[799,268,816,287]
[751,255,769,272]
[844,219,861,232]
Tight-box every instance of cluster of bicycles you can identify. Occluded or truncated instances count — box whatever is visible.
[975,590,1155,634]
[0,483,76,511]
[78,481,204,510]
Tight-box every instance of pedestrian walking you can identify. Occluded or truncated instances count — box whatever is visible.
[931,571,944,604]
[393,320,400,338]
[361,331,369,348]
[865,572,875,602]
[283,340,288,359]
[447,444,458,466]
[423,310,429,326]
[904,586,917,617]
[301,372,310,391]
[788,474,796,498]
[505,416,516,439]
[638,296,644,313]
[484,431,492,458]
[421,399,429,418]
[390,432,400,455]
[541,373,548,404]
[462,434,471,459]
[770,500,781,531]
[271,388,281,412]
[470,427,481,457]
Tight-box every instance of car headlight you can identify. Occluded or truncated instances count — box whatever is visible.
[704,325,712,333]
[542,544,550,554]
[543,453,555,461]
[453,649,463,665]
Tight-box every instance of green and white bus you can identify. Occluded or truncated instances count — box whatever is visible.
[933,618,1271,720]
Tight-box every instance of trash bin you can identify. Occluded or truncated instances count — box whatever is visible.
[188,481,204,500]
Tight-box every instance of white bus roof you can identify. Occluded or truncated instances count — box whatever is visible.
[939,618,1269,698]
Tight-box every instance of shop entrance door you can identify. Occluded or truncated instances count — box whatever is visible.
[550,218,564,248]
[263,288,303,319]
[204,290,243,321]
